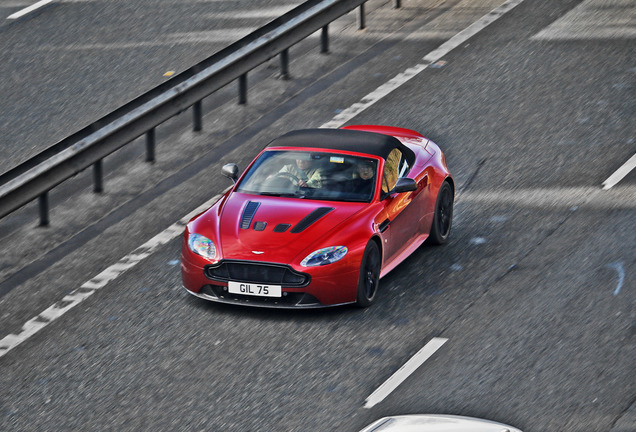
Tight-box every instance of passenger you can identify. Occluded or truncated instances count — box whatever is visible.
[346,160,375,195]
[280,155,323,188]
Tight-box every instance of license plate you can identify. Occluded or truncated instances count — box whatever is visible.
[228,281,282,298]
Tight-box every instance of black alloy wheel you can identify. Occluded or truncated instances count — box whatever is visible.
[356,241,381,307]
[428,181,453,245]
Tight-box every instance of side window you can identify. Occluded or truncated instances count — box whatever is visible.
[382,148,402,194]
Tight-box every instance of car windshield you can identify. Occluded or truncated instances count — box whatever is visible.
[237,150,378,202]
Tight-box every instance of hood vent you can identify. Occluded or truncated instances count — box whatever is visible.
[253,221,267,231]
[273,223,291,233]
[291,207,334,233]
[240,201,260,229]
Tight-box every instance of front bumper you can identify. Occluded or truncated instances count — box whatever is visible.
[183,284,354,309]
[181,249,360,308]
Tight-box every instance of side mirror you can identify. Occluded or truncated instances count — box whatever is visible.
[222,163,239,183]
[391,177,417,194]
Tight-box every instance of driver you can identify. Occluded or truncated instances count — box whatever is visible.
[279,155,323,188]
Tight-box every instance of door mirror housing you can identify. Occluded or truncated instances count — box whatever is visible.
[391,177,417,194]
[222,163,239,183]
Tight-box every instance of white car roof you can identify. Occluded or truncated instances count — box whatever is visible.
[358,414,522,432]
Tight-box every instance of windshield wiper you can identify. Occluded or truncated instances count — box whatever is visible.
[258,192,299,197]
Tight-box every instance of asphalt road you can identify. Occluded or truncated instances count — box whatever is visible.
[0,0,303,173]
[0,0,634,431]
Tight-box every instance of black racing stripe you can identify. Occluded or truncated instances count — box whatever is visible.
[290,207,334,233]
[240,201,260,229]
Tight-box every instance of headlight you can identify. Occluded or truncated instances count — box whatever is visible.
[188,233,217,260]
[301,246,348,267]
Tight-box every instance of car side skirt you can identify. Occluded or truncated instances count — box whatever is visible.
[380,231,430,278]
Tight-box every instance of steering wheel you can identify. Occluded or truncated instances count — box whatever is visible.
[273,172,301,185]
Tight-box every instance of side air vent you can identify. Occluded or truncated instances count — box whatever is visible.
[273,223,291,233]
[291,207,334,233]
[240,201,260,229]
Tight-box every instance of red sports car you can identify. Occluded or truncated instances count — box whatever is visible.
[181,125,453,308]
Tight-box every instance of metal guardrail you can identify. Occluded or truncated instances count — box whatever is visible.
[0,0,401,225]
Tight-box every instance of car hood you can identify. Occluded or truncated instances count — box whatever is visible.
[216,192,366,263]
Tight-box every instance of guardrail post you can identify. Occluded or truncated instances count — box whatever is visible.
[238,74,247,105]
[395,0,401,8]
[93,159,103,193]
[39,192,49,226]
[358,3,366,30]
[192,101,202,132]
[280,49,290,80]
[146,128,156,162]
[321,25,329,53]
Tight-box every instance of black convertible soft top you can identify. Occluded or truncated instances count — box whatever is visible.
[267,128,416,167]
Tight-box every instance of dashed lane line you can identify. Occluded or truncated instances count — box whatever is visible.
[364,337,448,409]
[0,195,221,358]
[7,0,54,19]
[321,0,526,128]
[602,153,636,190]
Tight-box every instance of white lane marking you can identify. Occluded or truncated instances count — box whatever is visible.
[0,194,222,358]
[321,0,526,129]
[364,337,448,409]
[7,0,53,19]
[602,153,636,190]
[607,262,626,296]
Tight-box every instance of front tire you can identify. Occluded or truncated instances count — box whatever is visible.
[356,241,381,307]
[428,181,453,245]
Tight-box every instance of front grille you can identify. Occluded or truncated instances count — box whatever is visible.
[204,260,310,287]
